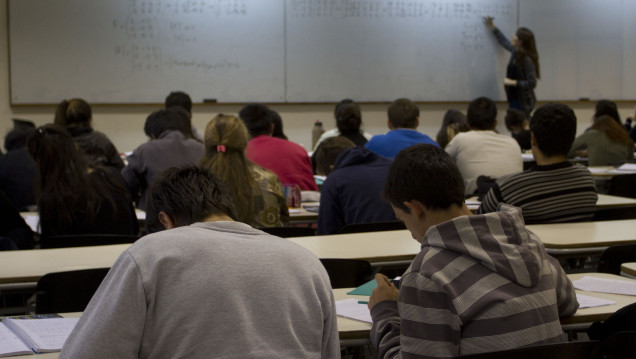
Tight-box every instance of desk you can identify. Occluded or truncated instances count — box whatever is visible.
[334,273,636,341]
[288,202,319,225]
[620,262,636,278]
[588,166,636,177]
[526,219,636,256]
[465,193,636,213]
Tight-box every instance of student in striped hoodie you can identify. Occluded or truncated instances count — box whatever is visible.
[369,144,579,358]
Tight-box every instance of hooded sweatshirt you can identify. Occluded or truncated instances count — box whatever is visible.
[370,204,579,358]
[317,147,395,235]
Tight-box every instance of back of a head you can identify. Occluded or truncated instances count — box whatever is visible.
[54,98,92,127]
[334,99,355,119]
[530,103,577,157]
[336,102,362,135]
[27,124,88,178]
[145,166,236,234]
[167,106,197,140]
[165,91,192,113]
[467,97,497,130]
[388,98,419,129]
[437,109,467,147]
[504,109,527,133]
[383,144,464,213]
[238,103,273,138]
[594,100,621,125]
[516,27,540,78]
[4,127,35,152]
[270,111,288,140]
[144,109,183,138]
[313,137,356,176]
[203,114,249,156]
[591,115,634,148]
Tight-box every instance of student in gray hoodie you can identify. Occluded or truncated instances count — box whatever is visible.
[369,144,578,358]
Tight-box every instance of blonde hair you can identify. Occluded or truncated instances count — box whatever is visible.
[199,114,256,224]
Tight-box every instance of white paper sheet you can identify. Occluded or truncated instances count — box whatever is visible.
[576,294,616,309]
[335,299,372,323]
[573,276,636,296]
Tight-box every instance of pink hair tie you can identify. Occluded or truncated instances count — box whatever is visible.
[217,145,226,153]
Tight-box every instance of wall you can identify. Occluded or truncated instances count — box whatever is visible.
[1,1,634,153]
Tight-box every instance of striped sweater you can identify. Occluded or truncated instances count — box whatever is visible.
[478,162,597,224]
[370,205,579,358]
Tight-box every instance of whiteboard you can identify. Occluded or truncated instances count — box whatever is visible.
[286,0,517,102]
[9,0,286,104]
[519,0,636,100]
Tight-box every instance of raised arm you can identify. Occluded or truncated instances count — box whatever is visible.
[484,16,514,52]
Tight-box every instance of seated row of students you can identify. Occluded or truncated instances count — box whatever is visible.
[59,147,579,358]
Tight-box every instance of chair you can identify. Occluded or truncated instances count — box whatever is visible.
[597,244,636,275]
[258,227,316,238]
[39,234,139,249]
[338,221,405,234]
[606,174,636,198]
[319,258,373,289]
[593,206,636,221]
[599,331,636,359]
[36,268,110,314]
[458,340,601,359]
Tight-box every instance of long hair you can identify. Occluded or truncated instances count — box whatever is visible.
[54,98,92,127]
[26,124,117,234]
[515,27,541,79]
[591,115,634,148]
[199,114,256,224]
[436,109,466,148]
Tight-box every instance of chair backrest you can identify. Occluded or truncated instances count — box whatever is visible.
[597,244,636,275]
[599,331,636,359]
[257,226,316,238]
[593,206,636,221]
[36,268,110,314]
[607,174,636,198]
[319,258,373,289]
[338,221,405,234]
[39,234,139,249]
[458,340,601,359]
[588,302,636,341]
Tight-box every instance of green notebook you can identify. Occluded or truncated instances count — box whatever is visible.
[346,279,377,296]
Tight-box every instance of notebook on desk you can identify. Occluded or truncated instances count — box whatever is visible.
[0,316,79,356]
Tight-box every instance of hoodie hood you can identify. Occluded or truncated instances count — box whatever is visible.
[333,146,388,170]
[422,204,544,288]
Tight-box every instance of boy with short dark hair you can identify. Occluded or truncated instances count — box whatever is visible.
[61,166,339,358]
[369,144,578,358]
[365,98,439,158]
[479,103,598,223]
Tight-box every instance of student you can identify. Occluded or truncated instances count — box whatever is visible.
[0,127,38,211]
[435,109,468,149]
[313,137,395,235]
[569,115,635,166]
[60,166,339,358]
[270,110,288,140]
[313,99,373,151]
[27,125,137,237]
[365,98,439,158]
[199,114,289,228]
[445,97,523,195]
[484,17,540,118]
[54,98,124,171]
[164,90,203,140]
[479,103,598,223]
[368,144,579,358]
[122,109,204,210]
[504,108,532,151]
[239,103,318,191]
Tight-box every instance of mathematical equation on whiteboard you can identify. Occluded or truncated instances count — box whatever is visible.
[111,0,248,73]
[289,0,513,20]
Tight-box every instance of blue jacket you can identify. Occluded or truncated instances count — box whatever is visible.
[317,147,396,235]
[365,129,439,158]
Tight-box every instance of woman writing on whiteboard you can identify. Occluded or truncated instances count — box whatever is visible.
[484,16,540,118]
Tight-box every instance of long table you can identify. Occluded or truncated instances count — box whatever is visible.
[9,273,634,358]
[465,193,636,213]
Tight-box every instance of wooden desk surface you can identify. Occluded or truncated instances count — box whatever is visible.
[526,219,636,249]
[287,230,419,263]
[465,194,636,213]
[333,273,636,338]
[621,262,636,277]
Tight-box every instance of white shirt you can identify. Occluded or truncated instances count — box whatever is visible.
[445,130,522,195]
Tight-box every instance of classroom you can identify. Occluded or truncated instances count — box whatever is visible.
[1,0,636,358]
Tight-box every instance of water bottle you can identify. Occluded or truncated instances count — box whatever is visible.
[312,120,324,149]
